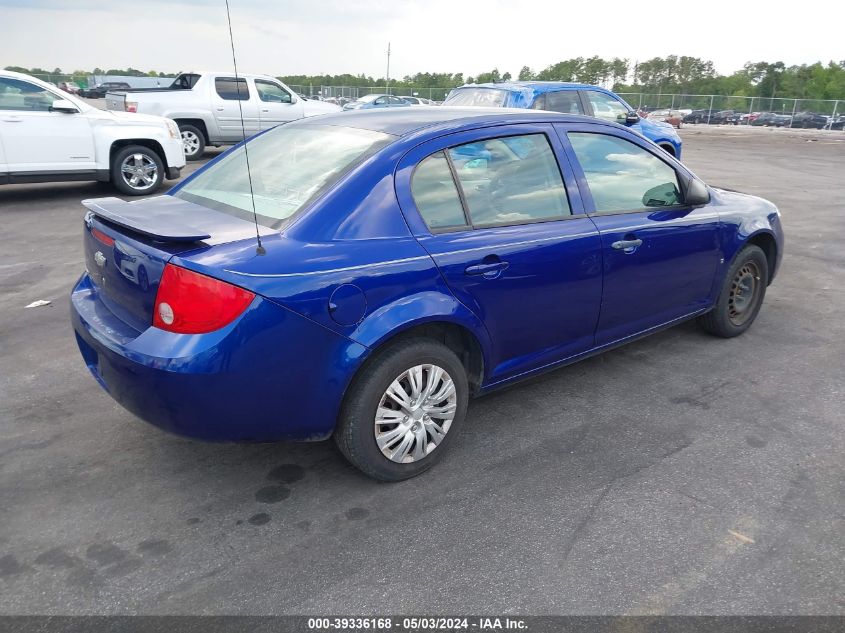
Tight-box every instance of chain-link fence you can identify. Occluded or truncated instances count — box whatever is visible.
[618,93,842,128]
[289,85,455,101]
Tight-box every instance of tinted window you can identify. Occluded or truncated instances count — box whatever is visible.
[255,79,292,103]
[215,77,249,101]
[543,91,584,114]
[585,90,629,123]
[0,77,59,111]
[447,134,570,227]
[568,133,682,212]
[175,124,393,229]
[411,152,467,230]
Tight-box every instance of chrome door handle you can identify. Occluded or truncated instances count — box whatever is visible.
[1,117,22,123]
[611,239,643,251]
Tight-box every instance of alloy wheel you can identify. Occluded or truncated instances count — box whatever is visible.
[120,153,159,191]
[181,130,201,157]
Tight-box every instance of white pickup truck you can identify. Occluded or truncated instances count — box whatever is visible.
[0,70,185,195]
[106,71,341,160]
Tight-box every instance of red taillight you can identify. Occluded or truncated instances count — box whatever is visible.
[153,264,255,334]
[91,228,115,247]
[125,101,138,113]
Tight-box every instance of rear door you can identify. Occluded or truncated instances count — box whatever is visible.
[0,76,95,173]
[555,123,720,345]
[255,79,303,129]
[211,76,260,141]
[532,90,588,115]
[395,123,603,383]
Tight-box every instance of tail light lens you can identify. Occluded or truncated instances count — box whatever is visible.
[125,101,138,113]
[153,264,255,334]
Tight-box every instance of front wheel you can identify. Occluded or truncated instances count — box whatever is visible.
[334,339,469,481]
[111,145,164,196]
[698,245,769,338]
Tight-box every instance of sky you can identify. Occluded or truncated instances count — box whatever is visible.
[0,0,842,80]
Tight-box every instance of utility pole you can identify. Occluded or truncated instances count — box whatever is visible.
[386,42,391,95]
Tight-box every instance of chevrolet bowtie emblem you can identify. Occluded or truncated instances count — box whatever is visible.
[94,251,107,268]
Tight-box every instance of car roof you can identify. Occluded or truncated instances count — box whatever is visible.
[296,107,603,137]
[453,81,604,93]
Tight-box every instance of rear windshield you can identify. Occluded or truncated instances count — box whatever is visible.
[174,124,394,229]
[444,88,508,107]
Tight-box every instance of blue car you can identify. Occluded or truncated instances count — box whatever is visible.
[445,82,683,158]
[343,94,411,110]
[71,108,783,481]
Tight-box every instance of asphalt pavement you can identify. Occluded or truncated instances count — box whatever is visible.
[0,127,843,614]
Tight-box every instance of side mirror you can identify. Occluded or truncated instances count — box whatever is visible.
[625,111,640,125]
[685,177,711,206]
[50,99,79,114]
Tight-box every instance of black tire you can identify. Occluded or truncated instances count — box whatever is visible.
[110,144,164,196]
[178,123,206,161]
[334,338,469,482]
[698,245,768,338]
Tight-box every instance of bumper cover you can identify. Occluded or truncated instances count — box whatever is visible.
[71,273,366,441]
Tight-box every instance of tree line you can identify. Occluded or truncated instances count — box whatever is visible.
[7,57,845,100]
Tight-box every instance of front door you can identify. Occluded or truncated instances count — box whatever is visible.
[211,76,260,142]
[0,76,95,173]
[255,79,303,130]
[556,124,721,345]
[396,124,603,383]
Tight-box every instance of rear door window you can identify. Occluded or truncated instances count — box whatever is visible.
[215,77,249,101]
[543,91,585,114]
[447,134,571,227]
[411,152,468,230]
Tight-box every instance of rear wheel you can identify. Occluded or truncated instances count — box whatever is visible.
[111,145,164,196]
[334,339,469,481]
[178,123,206,161]
[698,245,768,338]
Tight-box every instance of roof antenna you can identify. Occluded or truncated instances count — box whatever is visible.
[224,0,265,255]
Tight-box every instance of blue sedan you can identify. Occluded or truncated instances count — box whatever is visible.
[71,108,783,481]
[445,82,683,158]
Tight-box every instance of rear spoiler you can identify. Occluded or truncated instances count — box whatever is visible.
[82,197,211,242]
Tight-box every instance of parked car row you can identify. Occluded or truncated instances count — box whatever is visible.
[1,70,682,196]
[679,108,840,129]
[80,81,132,98]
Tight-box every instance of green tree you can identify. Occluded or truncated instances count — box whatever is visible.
[518,66,535,81]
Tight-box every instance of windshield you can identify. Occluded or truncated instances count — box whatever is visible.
[175,124,394,229]
[444,88,508,107]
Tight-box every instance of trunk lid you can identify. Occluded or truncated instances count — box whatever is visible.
[82,195,272,333]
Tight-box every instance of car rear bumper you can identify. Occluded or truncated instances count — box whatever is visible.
[71,272,367,441]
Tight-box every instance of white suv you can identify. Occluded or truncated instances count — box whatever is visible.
[0,70,186,195]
